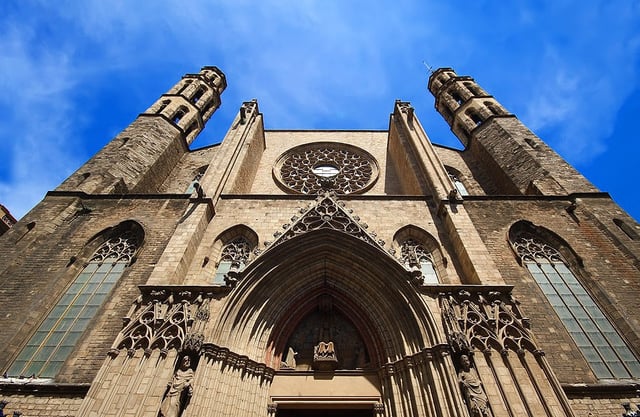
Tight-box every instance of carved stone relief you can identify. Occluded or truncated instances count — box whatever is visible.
[112,290,214,354]
[263,193,388,253]
[439,288,538,355]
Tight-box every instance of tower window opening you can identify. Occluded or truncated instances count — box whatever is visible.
[157,100,170,114]
[451,91,464,105]
[513,233,640,379]
[464,82,484,96]
[172,107,188,124]
[177,79,192,95]
[485,101,501,116]
[185,121,198,136]
[191,87,205,104]
[468,111,483,126]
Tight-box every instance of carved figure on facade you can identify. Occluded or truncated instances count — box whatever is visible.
[280,347,298,369]
[458,354,492,417]
[314,341,336,359]
[313,341,338,371]
[159,356,194,417]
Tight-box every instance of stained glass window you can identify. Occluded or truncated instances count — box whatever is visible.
[514,233,640,379]
[8,231,139,378]
[213,237,251,285]
[447,170,469,196]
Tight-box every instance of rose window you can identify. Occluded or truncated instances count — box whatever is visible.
[274,143,378,194]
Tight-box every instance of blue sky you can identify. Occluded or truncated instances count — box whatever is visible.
[1,1,639,221]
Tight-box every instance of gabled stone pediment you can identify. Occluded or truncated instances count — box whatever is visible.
[261,192,388,252]
[224,193,404,286]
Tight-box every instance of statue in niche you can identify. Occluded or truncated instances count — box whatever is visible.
[159,356,194,417]
[458,355,491,417]
[281,347,298,369]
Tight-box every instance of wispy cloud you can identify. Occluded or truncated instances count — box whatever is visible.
[0,1,639,219]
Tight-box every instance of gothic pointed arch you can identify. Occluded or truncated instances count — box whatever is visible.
[393,225,448,284]
[210,224,258,285]
[7,220,144,378]
[508,220,640,379]
[212,228,443,366]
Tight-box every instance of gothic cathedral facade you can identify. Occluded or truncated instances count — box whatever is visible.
[0,66,639,417]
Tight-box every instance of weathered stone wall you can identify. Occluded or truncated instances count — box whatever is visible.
[0,392,84,417]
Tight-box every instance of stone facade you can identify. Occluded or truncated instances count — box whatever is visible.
[0,66,638,417]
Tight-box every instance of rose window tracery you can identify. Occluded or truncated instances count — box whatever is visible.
[274,143,378,195]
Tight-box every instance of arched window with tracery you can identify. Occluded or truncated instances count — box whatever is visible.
[186,166,207,194]
[512,231,640,379]
[446,167,469,196]
[213,237,252,285]
[401,238,439,284]
[8,226,142,378]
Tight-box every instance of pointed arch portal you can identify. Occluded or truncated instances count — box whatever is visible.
[203,227,467,416]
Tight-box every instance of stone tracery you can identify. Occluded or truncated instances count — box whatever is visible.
[274,143,378,195]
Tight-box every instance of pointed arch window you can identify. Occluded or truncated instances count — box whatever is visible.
[447,169,469,196]
[186,170,205,194]
[513,233,640,379]
[213,237,251,285]
[8,230,140,378]
[401,238,439,284]
[172,107,188,124]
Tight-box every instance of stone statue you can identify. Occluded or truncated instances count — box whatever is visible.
[313,341,338,371]
[458,355,491,417]
[159,356,195,417]
[314,341,335,358]
[281,347,298,369]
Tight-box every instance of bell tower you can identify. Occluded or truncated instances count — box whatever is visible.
[428,68,597,196]
[56,66,226,195]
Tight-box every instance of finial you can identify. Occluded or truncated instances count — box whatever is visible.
[422,61,435,74]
